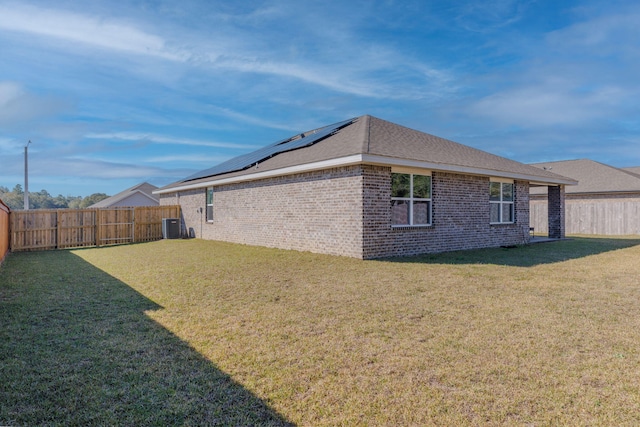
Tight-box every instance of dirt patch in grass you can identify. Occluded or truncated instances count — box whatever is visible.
[2,236,640,425]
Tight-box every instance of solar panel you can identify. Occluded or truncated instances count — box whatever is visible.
[183,118,357,181]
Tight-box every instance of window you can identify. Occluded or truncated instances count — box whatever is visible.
[490,181,514,223]
[391,173,432,226]
[206,187,213,222]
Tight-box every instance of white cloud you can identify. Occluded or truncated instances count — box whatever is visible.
[0,81,21,106]
[0,136,20,151]
[145,154,231,164]
[30,156,186,179]
[465,5,640,130]
[0,81,67,126]
[217,57,383,99]
[469,83,626,127]
[546,9,640,56]
[453,0,528,32]
[0,3,184,61]
[204,106,297,131]
[0,3,454,101]
[84,132,259,150]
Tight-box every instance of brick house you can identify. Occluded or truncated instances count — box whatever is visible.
[530,159,640,235]
[155,115,575,259]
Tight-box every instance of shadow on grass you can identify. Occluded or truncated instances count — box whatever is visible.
[0,250,294,426]
[382,236,640,267]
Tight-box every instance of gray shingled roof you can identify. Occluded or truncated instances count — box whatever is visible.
[622,166,640,178]
[157,115,575,193]
[90,182,159,208]
[531,159,640,194]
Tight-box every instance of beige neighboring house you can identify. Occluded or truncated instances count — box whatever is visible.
[530,159,640,235]
[89,182,159,208]
[155,115,575,259]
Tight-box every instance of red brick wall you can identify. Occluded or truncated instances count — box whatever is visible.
[362,170,530,258]
[547,185,565,239]
[162,166,532,259]
[162,166,364,258]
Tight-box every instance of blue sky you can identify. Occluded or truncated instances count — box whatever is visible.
[1,0,639,197]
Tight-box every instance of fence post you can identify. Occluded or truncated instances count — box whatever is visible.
[56,210,60,250]
[6,206,180,251]
[95,209,100,247]
[131,207,135,243]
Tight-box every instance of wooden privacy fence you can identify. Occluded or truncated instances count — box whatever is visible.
[0,199,9,263]
[531,198,640,235]
[10,205,181,252]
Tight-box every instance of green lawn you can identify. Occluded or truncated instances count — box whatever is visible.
[2,237,640,425]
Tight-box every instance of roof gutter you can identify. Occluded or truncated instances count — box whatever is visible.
[361,154,578,186]
[154,154,577,195]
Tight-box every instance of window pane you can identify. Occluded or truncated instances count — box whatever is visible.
[391,173,410,198]
[413,201,430,225]
[206,205,213,221]
[502,183,513,201]
[489,182,501,201]
[391,200,410,225]
[490,203,500,223]
[206,188,213,204]
[413,175,431,199]
[502,203,514,222]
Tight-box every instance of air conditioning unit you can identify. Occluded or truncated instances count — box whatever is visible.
[162,218,181,239]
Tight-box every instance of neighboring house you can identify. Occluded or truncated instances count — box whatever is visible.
[89,182,159,208]
[530,159,640,235]
[155,115,575,259]
[623,166,640,177]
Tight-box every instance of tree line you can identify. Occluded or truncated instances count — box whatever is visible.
[0,185,109,210]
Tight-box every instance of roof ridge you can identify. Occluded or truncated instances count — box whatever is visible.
[535,159,640,179]
[365,116,574,183]
[157,115,578,193]
[622,167,640,179]
[617,167,640,180]
[530,158,590,165]
[363,115,372,154]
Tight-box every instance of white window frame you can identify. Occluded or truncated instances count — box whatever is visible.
[391,171,432,227]
[206,187,214,222]
[489,179,514,224]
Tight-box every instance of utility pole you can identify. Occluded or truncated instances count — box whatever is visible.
[24,140,31,210]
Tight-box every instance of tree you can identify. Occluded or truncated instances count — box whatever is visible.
[79,193,109,208]
[0,186,24,210]
[53,194,68,208]
[0,184,110,210]
[67,196,83,209]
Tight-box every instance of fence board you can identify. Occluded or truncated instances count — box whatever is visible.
[0,199,10,263]
[98,208,134,246]
[134,205,180,242]
[10,205,181,252]
[11,210,58,251]
[58,209,97,249]
[530,198,640,235]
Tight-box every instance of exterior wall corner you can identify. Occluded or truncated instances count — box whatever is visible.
[548,185,566,239]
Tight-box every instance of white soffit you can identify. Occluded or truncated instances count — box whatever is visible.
[154,154,575,194]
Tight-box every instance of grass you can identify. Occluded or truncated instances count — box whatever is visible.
[2,237,640,425]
